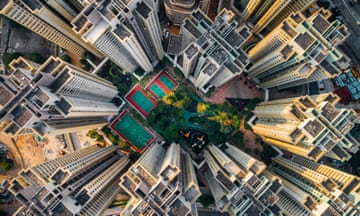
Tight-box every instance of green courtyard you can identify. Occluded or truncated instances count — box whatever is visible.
[97,58,271,159]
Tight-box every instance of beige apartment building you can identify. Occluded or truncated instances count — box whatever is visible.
[0,56,118,137]
[119,143,201,216]
[248,9,350,89]
[72,0,163,73]
[9,145,129,216]
[251,93,360,162]
[0,0,103,57]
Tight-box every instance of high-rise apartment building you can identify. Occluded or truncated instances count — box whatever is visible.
[247,0,316,34]
[248,9,350,89]
[0,56,118,137]
[251,93,360,162]
[72,0,163,73]
[269,156,360,215]
[0,0,103,57]
[180,9,250,92]
[164,0,199,24]
[9,145,129,216]
[203,143,283,215]
[8,56,40,73]
[42,0,95,22]
[119,143,201,216]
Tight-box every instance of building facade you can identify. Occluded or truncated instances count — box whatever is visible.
[9,145,129,216]
[119,143,201,216]
[0,56,118,137]
[248,0,316,34]
[248,9,350,89]
[164,0,200,24]
[0,0,103,57]
[251,93,360,162]
[203,143,283,215]
[180,9,251,93]
[269,156,360,215]
[72,0,163,73]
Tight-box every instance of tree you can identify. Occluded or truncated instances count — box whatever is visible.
[317,0,330,9]
[198,195,215,208]
[60,54,71,63]
[2,52,21,66]
[24,53,45,64]
[254,148,261,155]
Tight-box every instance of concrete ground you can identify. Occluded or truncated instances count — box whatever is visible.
[7,27,54,57]
[239,119,263,156]
[205,73,264,104]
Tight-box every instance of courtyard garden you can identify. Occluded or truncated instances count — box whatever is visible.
[96,56,265,158]
[97,60,137,96]
[147,84,244,146]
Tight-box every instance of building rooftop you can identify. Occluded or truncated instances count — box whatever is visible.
[136,2,151,18]
[22,0,42,11]
[321,103,339,122]
[192,11,211,25]
[12,105,34,127]
[282,22,297,37]
[295,32,315,50]
[40,58,60,74]
[166,35,183,55]
[72,15,88,31]
[184,20,202,38]
[308,146,322,159]
[225,62,240,74]
[239,27,250,40]
[185,44,198,58]
[312,15,330,34]
[0,0,10,9]
[203,62,218,75]
[281,45,293,59]
[224,30,243,48]
[321,60,339,75]
[114,24,131,40]
[210,47,228,65]
[331,145,349,159]
[290,13,303,24]
[0,85,14,107]
[303,119,324,137]
[26,87,50,108]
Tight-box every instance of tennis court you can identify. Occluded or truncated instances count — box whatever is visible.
[150,83,166,98]
[131,91,155,113]
[159,73,176,90]
[125,85,157,118]
[146,71,178,99]
[110,111,154,152]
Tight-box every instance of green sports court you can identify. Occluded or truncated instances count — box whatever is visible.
[110,111,154,152]
[146,71,178,99]
[125,85,157,117]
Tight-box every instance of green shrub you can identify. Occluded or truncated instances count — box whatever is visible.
[60,54,71,63]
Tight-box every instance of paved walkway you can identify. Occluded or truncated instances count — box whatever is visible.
[205,73,264,104]
[239,119,263,157]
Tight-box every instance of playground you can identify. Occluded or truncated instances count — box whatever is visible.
[125,85,157,118]
[110,110,155,152]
